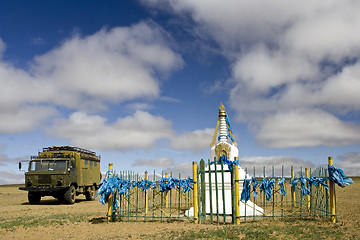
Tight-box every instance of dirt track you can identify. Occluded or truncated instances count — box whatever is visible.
[0,185,219,239]
[0,177,359,239]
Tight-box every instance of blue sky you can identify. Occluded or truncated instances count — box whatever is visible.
[1,0,360,184]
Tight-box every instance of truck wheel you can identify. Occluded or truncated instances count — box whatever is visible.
[85,186,96,201]
[64,185,76,204]
[28,192,41,204]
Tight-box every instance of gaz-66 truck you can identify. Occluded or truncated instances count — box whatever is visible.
[19,146,101,204]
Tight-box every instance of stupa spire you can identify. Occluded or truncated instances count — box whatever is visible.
[210,102,237,147]
[218,103,228,143]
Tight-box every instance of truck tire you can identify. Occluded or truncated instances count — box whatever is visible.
[28,192,41,204]
[85,186,96,201]
[64,185,76,204]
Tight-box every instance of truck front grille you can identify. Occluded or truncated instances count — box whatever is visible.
[38,174,51,184]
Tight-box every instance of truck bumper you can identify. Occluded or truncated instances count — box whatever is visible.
[19,186,68,192]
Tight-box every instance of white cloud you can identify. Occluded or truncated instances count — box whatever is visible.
[126,102,154,112]
[257,109,360,148]
[145,0,360,148]
[240,155,316,177]
[0,151,29,183]
[48,112,215,153]
[159,96,182,103]
[0,105,57,133]
[337,152,360,176]
[0,38,5,58]
[0,153,10,166]
[132,157,174,167]
[0,22,183,134]
[163,161,193,178]
[143,1,337,51]
[0,60,40,108]
[0,171,24,185]
[232,45,318,94]
[284,2,360,62]
[169,128,214,152]
[315,63,360,110]
[31,22,183,108]
[47,111,175,151]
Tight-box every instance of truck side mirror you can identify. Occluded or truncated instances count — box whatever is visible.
[19,161,29,172]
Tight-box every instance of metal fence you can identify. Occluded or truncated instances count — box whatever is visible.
[111,170,194,223]
[197,159,333,224]
[105,157,337,224]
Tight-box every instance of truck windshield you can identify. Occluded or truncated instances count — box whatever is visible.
[30,160,68,171]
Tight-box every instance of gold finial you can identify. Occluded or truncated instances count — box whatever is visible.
[219,102,226,117]
[219,102,225,111]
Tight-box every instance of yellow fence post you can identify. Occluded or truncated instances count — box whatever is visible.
[165,173,169,208]
[193,161,198,223]
[235,160,240,224]
[328,157,336,223]
[145,171,148,214]
[305,168,310,211]
[291,167,296,207]
[107,163,113,221]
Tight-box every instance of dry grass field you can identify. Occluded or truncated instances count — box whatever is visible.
[0,177,359,239]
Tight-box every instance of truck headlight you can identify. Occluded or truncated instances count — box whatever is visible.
[26,178,32,187]
[57,177,64,186]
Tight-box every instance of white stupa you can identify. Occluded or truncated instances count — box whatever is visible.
[186,103,263,219]
[205,103,263,216]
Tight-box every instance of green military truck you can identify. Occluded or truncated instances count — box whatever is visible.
[19,146,101,204]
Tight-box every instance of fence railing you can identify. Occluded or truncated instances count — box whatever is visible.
[101,168,194,223]
[100,156,352,224]
[197,158,333,224]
